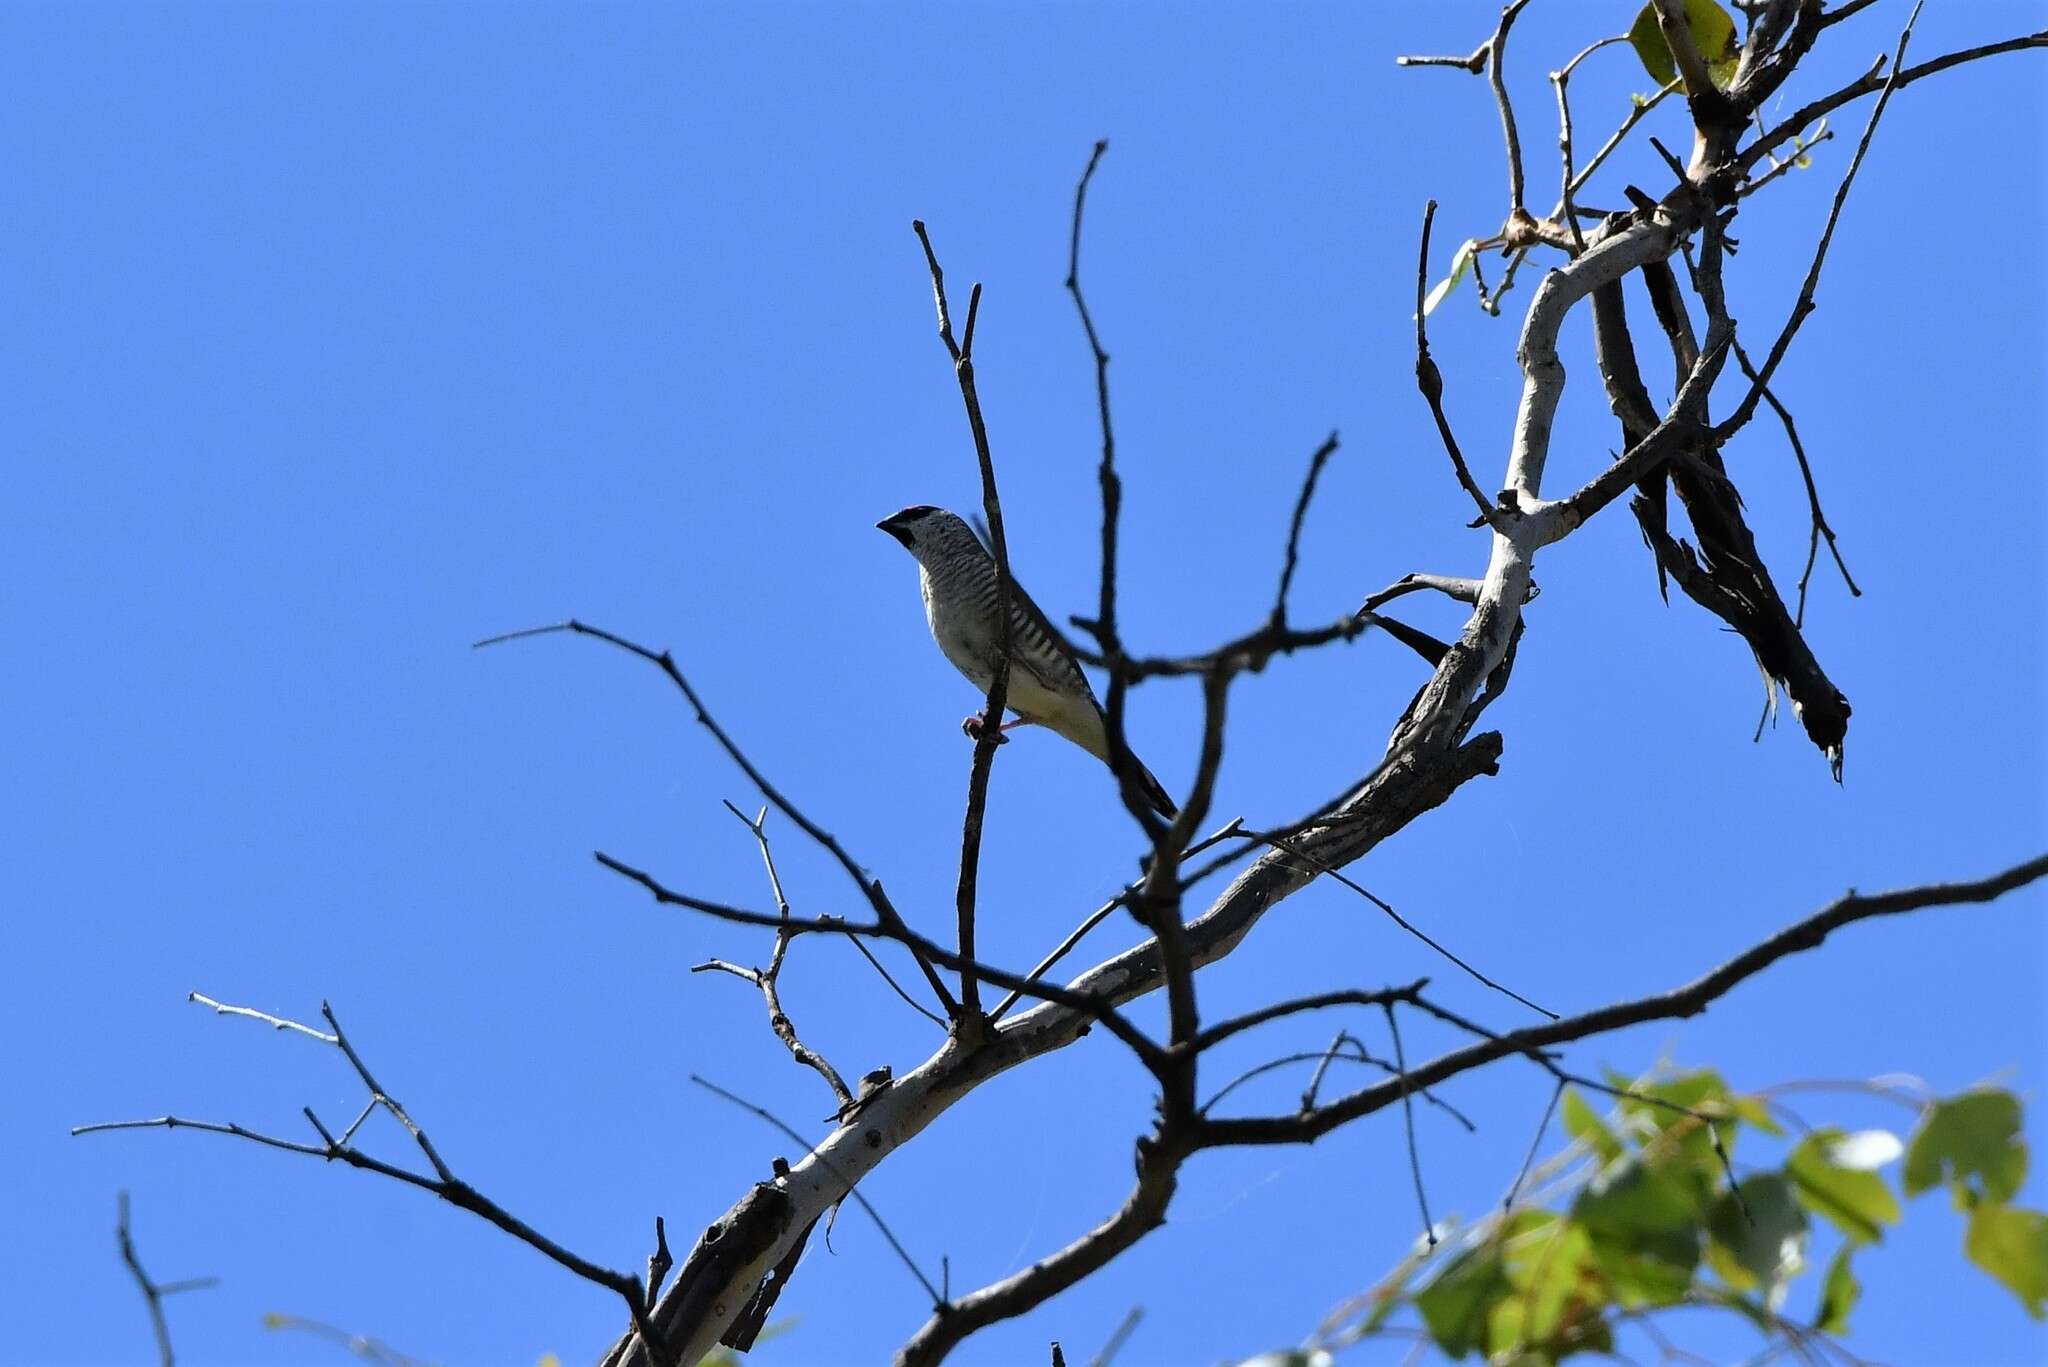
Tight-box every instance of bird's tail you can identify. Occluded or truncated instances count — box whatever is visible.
[1065,708,1178,817]
[1130,758,1178,819]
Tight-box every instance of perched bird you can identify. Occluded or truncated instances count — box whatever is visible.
[876,504,1178,817]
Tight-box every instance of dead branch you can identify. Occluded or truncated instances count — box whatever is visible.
[472,618,960,1021]
[80,999,676,1366]
[117,1194,217,1367]
[912,218,1011,1023]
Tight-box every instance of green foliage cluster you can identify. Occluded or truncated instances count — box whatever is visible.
[1626,0,1742,91]
[1246,1072,2044,1366]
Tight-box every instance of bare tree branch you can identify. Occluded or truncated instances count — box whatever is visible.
[595,851,1171,1069]
[912,218,1011,1023]
[472,618,960,1021]
[690,1074,942,1306]
[1271,433,1342,625]
[261,1314,431,1367]
[80,999,675,1366]
[1718,1,1925,440]
[1742,28,2045,173]
[117,1193,216,1367]
[1415,200,1512,529]
[1202,852,2048,1146]
[689,805,856,1111]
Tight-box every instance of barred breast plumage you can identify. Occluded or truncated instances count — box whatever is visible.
[878,504,1177,817]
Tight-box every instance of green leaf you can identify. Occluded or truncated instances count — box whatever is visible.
[1627,0,1740,90]
[1706,1175,1807,1306]
[1415,1248,1512,1358]
[1904,1090,2027,1205]
[1616,1069,1730,1122]
[1573,1157,1703,1305]
[1816,1246,1860,1335]
[1787,1130,1902,1244]
[1421,240,1478,318]
[1502,1217,1595,1347]
[1562,1088,1624,1163]
[1615,1069,1739,1174]
[1965,1203,2048,1319]
[1731,1094,1784,1137]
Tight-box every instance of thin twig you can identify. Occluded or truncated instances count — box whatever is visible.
[117,1193,217,1367]
[987,818,1248,1023]
[842,930,949,1028]
[1505,1080,1566,1209]
[1227,824,1554,1018]
[261,1315,430,1367]
[83,1002,673,1366]
[1727,335,1860,625]
[914,219,1010,1022]
[1549,38,1624,254]
[1487,0,1536,217]
[1720,1,1924,439]
[472,618,960,1021]
[1089,1306,1145,1367]
[187,991,336,1043]
[1415,201,1509,529]
[1198,851,2048,1147]
[1063,141,1164,831]
[1384,1003,1436,1248]
[597,850,1170,1070]
[1271,433,1342,625]
[1561,78,1682,215]
[1741,29,2045,173]
[703,804,856,1109]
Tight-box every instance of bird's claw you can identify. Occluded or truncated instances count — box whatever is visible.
[961,713,1009,745]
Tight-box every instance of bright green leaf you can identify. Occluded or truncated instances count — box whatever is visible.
[1415,1248,1512,1358]
[1615,1070,1739,1177]
[1793,154,1813,170]
[1816,1246,1860,1335]
[1731,1094,1784,1137]
[1965,1203,2048,1319]
[1627,0,1740,90]
[1503,1218,1597,1347]
[1706,1174,1807,1306]
[1905,1090,2027,1205]
[1421,241,1478,318]
[1562,1088,1624,1163]
[1788,1130,1902,1244]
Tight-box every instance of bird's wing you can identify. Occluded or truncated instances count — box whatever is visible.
[1001,573,1101,708]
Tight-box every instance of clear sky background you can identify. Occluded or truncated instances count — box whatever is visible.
[5,2,2044,1364]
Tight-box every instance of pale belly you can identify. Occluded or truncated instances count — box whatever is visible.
[922,572,1107,757]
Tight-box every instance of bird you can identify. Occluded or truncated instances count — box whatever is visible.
[876,504,1178,818]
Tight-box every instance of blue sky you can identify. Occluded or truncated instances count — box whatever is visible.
[4,2,2043,1363]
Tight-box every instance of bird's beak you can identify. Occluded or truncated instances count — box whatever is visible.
[876,514,915,549]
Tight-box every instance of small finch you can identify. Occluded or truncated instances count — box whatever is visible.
[877,504,1178,817]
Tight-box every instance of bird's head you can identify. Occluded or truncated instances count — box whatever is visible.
[876,504,973,559]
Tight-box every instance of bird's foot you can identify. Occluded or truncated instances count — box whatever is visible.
[961,713,1030,744]
[961,712,1006,744]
